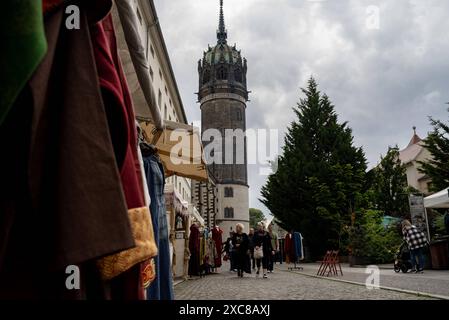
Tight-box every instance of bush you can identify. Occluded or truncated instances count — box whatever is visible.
[433,213,446,236]
[348,210,402,264]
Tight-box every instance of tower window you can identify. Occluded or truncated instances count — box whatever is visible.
[234,68,242,83]
[203,69,210,84]
[216,66,228,80]
[224,187,233,198]
[235,109,242,121]
[224,207,234,218]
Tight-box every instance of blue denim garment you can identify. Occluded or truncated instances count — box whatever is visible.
[292,232,303,261]
[143,153,174,300]
[410,247,425,271]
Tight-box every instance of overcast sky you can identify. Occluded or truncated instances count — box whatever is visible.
[153,0,449,217]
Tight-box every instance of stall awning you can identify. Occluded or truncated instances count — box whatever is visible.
[164,184,189,216]
[189,204,205,227]
[140,120,208,182]
[424,187,449,208]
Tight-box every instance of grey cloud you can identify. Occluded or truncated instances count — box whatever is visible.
[154,0,449,216]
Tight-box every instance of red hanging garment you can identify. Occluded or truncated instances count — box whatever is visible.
[0,4,135,299]
[188,224,201,276]
[212,227,223,268]
[284,233,293,264]
[90,13,149,300]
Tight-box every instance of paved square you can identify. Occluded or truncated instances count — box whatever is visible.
[175,264,433,300]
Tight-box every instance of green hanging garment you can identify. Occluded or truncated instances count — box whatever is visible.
[0,0,47,125]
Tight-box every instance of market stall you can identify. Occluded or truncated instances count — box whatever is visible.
[424,188,449,208]
[424,187,449,269]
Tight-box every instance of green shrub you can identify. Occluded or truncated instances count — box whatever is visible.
[433,213,446,236]
[348,209,402,264]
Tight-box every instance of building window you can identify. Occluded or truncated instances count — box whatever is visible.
[136,8,142,25]
[159,69,163,80]
[146,31,150,59]
[150,66,154,80]
[169,115,172,121]
[158,89,162,108]
[165,86,168,95]
[224,207,234,219]
[169,98,172,106]
[150,44,155,58]
[224,187,233,198]
[164,105,167,120]
[216,66,227,80]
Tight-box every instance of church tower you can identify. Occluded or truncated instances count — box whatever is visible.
[198,0,250,236]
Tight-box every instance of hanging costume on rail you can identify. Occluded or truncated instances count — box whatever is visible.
[91,12,158,300]
[200,232,217,274]
[292,232,304,261]
[200,231,207,269]
[188,224,201,276]
[212,226,223,268]
[0,2,137,299]
[284,233,293,264]
[207,237,218,269]
[137,145,157,288]
[0,0,47,126]
[143,152,174,300]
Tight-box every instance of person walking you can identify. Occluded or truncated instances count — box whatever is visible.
[267,224,279,273]
[232,224,249,278]
[248,228,255,270]
[402,219,428,273]
[223,231,235,271]
[253,222,273,279]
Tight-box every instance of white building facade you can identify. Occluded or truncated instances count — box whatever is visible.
[112,0,191,205]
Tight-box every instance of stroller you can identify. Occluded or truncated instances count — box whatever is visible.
[394,242,413,273]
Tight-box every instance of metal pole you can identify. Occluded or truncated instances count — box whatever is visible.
[424,207,431,241]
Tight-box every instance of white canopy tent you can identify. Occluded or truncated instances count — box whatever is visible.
[424,188,449,208]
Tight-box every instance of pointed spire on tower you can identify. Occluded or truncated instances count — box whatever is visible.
[217,0,227,44]
[407,126,422,147]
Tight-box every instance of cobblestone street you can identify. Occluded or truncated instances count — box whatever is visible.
[174,263,433,300]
